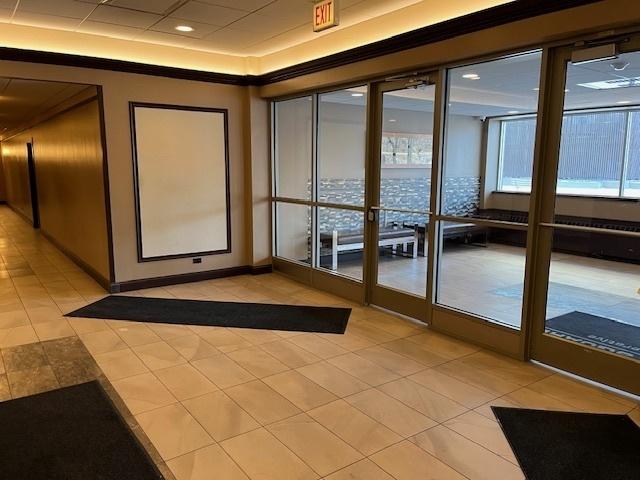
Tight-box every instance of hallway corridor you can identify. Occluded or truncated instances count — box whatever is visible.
[0,206,637,480]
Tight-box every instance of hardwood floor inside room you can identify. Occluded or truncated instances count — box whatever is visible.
[0,205,637,480]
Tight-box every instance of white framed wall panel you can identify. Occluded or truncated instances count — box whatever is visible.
[130,102,231,262]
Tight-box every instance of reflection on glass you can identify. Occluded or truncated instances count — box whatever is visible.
[445,51,542,215]
[275,203,311,264]
[375,85,434,295]
[274,97,312,199]
[318,86,367,206]
[376,212,425,296]
[317,207,364,280]
[545,230,640,361]
[436,221,527,328]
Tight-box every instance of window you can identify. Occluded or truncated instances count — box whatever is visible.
[272,86,368,281]
[381,133,433,167]
[497,108,640,198]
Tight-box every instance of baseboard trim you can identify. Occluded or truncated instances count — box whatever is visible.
[251,264,273,275]
[111,264,273,293]
[6,202,34,226]
[38,229,112,291]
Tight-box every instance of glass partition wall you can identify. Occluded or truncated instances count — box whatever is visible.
[271,36,640,395]
[272,87,368,300]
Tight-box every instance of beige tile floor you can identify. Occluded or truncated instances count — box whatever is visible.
[0,206,638,480]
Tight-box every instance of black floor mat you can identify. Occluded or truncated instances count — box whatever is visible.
[546,311,640,360]
[492,407,640,480]
[66,295,351,334]
[0,381,163,480]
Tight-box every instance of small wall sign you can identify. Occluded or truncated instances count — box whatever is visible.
[313,0,339,32]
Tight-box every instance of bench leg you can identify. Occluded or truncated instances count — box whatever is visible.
[332,230,338,270]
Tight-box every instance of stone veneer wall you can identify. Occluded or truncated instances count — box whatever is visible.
[317,176,480,232]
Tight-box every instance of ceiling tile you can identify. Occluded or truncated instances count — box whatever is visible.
[230,11,304,35]
[257,0,310,21]
[151,17,220,38]
[136,30,201,48]
[0,8,13,21]
[110,0,181,15]
[18,0,95,18]
[203,26,271,48]
[172,1,245,27]
[76,20,145,40]
[12,11,83,30]
[197,0,273,12]
[88,4,162,28]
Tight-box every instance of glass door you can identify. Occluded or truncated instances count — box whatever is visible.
[367,76,438,320]
[530,39,640,395]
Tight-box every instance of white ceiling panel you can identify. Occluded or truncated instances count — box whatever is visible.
[88,4,162,28]
[0,8,13,21]
[136,29,200,48]
[109,0,180,15]
[202,26,271,48]
[19,0,94,18]
[171,1,245,27]
[197,0,273,12]
[12,11,83,30]
[76,20,145,40]
[257,0,310,21]
[229,10,305,34]
[151,17,219,38]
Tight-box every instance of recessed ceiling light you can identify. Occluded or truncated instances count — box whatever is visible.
[564,89,570,92]
[533,87,540,91]
[611,61,630,71]
[462,73,480,80]
[616,100,632,104]
[175,25,194,32]
[507,110,520,114]
[388,119,397,122]
[351,93,364,97]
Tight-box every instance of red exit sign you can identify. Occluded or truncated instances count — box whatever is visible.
[313,0,339,32]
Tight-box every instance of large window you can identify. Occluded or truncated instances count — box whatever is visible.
[498,108,640,198]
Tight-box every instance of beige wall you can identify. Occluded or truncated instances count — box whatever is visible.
[0,61,255,285]
[1,99,111,281]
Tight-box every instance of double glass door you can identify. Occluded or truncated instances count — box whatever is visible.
[271,37,640,394]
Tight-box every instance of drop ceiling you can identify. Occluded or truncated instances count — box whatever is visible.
[0,0,515,74]
[0,77,93,137]
[322,51,640,117]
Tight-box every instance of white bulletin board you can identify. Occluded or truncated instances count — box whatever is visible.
[130,103,230,261]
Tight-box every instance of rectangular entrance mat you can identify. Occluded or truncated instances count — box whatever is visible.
[546,311,640,360]
[0,381,164,480]
[66,295,351,334]
[492,407,640,480]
